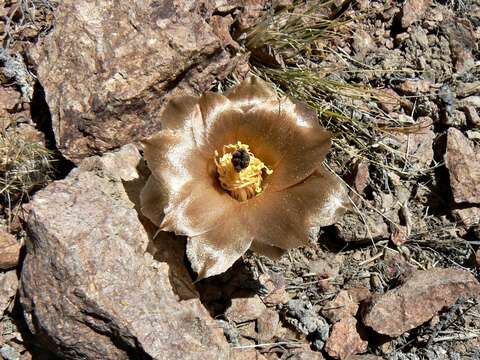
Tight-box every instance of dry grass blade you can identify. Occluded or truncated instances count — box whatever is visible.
[0,129,53,204]
[242,1,350,63]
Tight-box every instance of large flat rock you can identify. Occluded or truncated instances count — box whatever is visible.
[362,268,480,337]
[19,145,230,359]
[31,0,245,162]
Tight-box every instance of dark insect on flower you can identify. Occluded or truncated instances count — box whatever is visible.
[140,76,349,279]
[231,148,250,172]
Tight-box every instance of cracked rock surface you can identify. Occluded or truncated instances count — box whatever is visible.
[31,0,247,163]
[19,145,230,360]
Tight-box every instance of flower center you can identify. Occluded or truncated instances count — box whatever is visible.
[214,141,273,202]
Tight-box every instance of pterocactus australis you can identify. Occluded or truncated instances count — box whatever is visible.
[140,76,349,279]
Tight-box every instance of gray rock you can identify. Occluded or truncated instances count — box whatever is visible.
[20,145,231,360]
[283,300,329,349]
[31,0,247,163]
[0,344,20,360]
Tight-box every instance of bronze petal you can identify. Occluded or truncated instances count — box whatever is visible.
[186,210,253,279]
[292,100,321,129]
[140,176,168,226]
[245,167,349,250]
[236,100,331,190]
[160,94,201,131]
[160,174,240,237]
[224,75,277,110]
[143,129,239,236]
[142,129,202,194]
[249,241,285,259]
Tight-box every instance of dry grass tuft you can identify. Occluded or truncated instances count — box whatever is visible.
[0,128,53,206]
[1,0,58,49]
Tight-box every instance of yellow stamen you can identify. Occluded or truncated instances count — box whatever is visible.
[214,141,273,202]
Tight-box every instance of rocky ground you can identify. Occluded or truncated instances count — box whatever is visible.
[0,0,479,359]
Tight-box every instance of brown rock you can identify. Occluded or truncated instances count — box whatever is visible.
[346,287,371,304]
[462,106,480,128]
[20,145,231,360]
[398,117,435,171]
[231,349,267,360]
[456,81,480,98]
[444,128,480,204]
[380,249,416,282]
[390,225,408,246]
[256,309,280,342]
[377,88,400,113]
[362,268,480,337]
[458,96,480,109]
[335,211,389,243]
[325,317,368,360]
[288,350,325,359]
[32,0,246,163]
[476,250,480,268]
[309,252,343,278]
[0,270,17,314]
[225,295,267,323]
[0,87,20,110]
[399,0,431,28]
[442,18,477,74]
[352,160,369,195]
[210,15,238,50]
[322,291,358,323]
[346,356,383,360]
[452,207,480,228]
[236,0,269,32]
[0,230,21,270]
[396,79,432,95]
[352,30,375,58]
[258,273,290,306]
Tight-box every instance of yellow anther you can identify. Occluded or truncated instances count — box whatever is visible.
[214,141,273,202]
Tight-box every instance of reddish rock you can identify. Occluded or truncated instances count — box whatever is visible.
[210,15,238,50]
[390,225,408,246]
[0,87,20,114]
[225,295,267,323]
[362,268,480,337]
[476,250,480,268]
[309,252,343,278]
[396,79,432,95]
[0,230,21,270]
[346,287,371,304]
[352,160,370,195]
[444,128,480,204]
[442,18,477,74]
[31,0,247,163]
[236,0,269,32]
[258,273,290,306]
[0,270,17,314]
[231,348,268,360]
[256,308,280,342]
[381,249,416,282]
[325,317,368,359]
[399,0,431,28]
[20,145,231,359]
[322,290,358,323]
[462,106,480,128]
[377,88,400,113]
